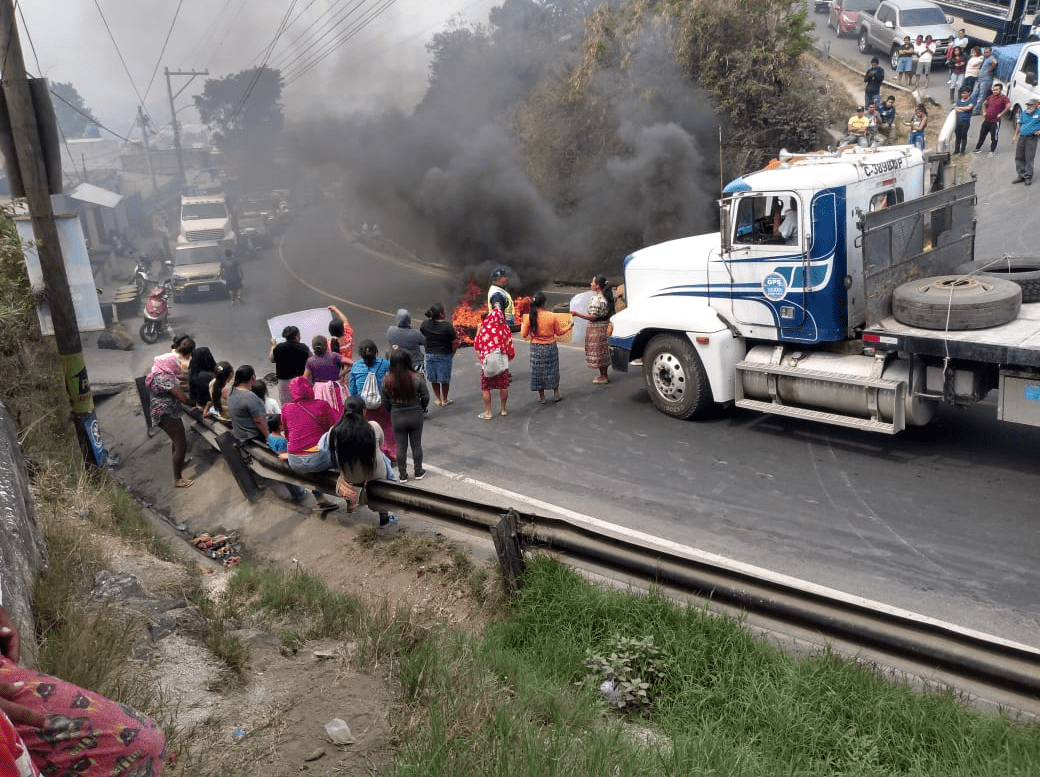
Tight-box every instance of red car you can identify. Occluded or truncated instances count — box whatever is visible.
[829,0,880,37]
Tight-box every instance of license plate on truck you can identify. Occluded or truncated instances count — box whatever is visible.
[197,284,209,292]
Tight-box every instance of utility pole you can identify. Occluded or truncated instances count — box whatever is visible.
[164,67,208,186]
[138,105,158,194]
[0,0,97,467]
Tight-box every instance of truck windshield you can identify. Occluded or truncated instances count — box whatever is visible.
[182,203,228,220]
[175,247,223,265]
[900,8,947,26]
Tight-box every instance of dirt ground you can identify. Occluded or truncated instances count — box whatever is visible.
[94,385,492,777]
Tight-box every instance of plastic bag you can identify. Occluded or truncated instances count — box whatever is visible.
[361,370,381,410]
[481,350,508,378]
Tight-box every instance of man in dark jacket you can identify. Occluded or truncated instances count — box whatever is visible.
[864,57,885,108]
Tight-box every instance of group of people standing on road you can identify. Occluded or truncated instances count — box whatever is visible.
[146,267,621,522]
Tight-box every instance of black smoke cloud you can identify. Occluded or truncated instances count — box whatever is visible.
[287,0,720,292]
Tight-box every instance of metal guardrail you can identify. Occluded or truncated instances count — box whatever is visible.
[187,410,1040,712]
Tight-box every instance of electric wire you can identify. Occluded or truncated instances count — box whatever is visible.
[142,0,185,106]
[266,0,364,72]
[284,0,398,85]
[274,0,376,76]
[224,0,299,129]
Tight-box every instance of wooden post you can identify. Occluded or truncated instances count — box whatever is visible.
[0,0,97,467]
[490,508,526,595]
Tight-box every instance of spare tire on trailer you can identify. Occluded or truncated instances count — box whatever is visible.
[891,275,1021,330]
[955,256,1040,303]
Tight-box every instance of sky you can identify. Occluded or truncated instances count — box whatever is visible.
[17,0,499,142]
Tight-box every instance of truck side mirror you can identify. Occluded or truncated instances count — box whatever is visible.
[884,20,893,28]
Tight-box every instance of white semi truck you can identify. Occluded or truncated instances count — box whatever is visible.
[609,144,1040,433]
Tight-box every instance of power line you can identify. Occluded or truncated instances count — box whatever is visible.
[142,0,186,105]
[271,0,373,75]
[265,0,353,71]
[224,0,299,130]
[92,0,148,110]
[284,0,398,85]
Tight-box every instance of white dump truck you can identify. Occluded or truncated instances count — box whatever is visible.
[609,144,1040,433]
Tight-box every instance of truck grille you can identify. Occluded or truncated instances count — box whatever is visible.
[186,228,225,242]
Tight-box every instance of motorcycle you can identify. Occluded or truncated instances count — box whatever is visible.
[131,254,155,301]
[139,280,173,344]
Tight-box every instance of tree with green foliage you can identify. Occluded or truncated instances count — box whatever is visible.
[193,67,284,153]
[48,82,97,139]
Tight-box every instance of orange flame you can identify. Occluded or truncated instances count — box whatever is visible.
[451,277,530,346]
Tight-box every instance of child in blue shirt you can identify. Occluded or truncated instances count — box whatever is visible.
[267,414,308,502]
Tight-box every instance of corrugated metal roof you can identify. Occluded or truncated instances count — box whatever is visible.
[68,182,123,208]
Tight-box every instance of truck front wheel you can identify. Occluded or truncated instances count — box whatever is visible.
[858,31,870,55]
[642,335,713,420]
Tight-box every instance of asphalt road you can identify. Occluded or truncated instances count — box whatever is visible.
[97,186,1040,657]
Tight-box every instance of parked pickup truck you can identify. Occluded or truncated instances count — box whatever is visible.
[857,0,956,70]
[996,41,1040,121]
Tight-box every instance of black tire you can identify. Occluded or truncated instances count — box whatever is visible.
[140,321,161,344]
[892,275,1022,330]
[955,257,1040,303]
[642,334,714,419]
[858,31,870,55]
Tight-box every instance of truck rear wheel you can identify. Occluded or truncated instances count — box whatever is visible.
[858,31,870,54]
[956,257,1040,303]
[642,335,713,419]
[892,275,1022,330]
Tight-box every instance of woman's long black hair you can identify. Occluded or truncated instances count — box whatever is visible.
[358,339,379,367]
[383,350,416,404]
[332,396,376,479]
[188,346,217,406]
[529,291,547,332]
[594,274,615,320]
[211,361,233,415]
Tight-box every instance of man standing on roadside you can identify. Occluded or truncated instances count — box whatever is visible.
[487,266,515,327]
[1012,98,1040,186]
[864,57,885,108]
[975,82,1011,155]
[953,88,975,155]
[972,46,999,115]
[896,36,915,84]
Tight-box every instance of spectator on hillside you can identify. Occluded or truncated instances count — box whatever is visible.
[269,326,311,405]
[227,364,269,443]
[840,106,871,147]
[915,35,935,88]
[975,82,1011,155]
[877,95,897,136]
[327,304,354,367]
[0,602,167,776]
[896,37,915,84]
[187,345,217,408]
[972,46,999,115]
[304,335,342,384]
[386,309,426,374]
[420,302,459,406]
[953,87,975,155]
[283,376,339,514]
[963,46,984,100]
[864,57,884,108]
[146,352,193,489]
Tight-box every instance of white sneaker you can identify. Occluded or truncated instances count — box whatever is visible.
[988,151,995,157]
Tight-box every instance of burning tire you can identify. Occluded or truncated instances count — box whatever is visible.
[642,334,713,419]
[955,257,1040,303]
[891,275,1022,330]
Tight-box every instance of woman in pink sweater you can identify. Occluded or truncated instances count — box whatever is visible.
[282,376,339,513]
